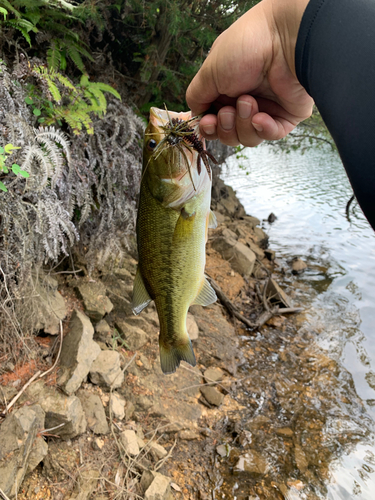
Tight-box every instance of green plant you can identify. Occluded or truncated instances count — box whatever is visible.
[0,143,29,192]
[111,329,129,350]
[24,66,121,134]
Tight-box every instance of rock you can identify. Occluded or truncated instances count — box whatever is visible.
[69,469,100,500]
[265,279,292,308]
[26,436,48,474]
[34,278,67,335]
[204,367,224,383]
[220,197,239,217]
[246,239,265,260]
[140,471,171,500]
[77,390,109,434]
[294,444,309,472]
[125,401,135,421]
[200,386,224,407]
[291,257,308,274]
[187,313,199,340]
[58,310,101,395]
[216,444,230,457]
[121,315,155,335]
[94,319,112,341]
[213,211,226,224]
[234,451,269,475]
[0,405,45,498]
[41,389,86,439]
[113,267,133,281]
[242,215,261,228]
[264,249,276,261]
[179,430,199,440]
[90,350,124,388]
[211,236,256,277]
[275,427,294,437]
[92,437,105,451]
[222,228,237,240]
[75,282,113,322]
[253,227,269,248]
[149,442,168,460]
[114,319,149,350]
[267,212,277,223]
[101,274,133,307]
[110,392,126,420]
[120,430,139,456]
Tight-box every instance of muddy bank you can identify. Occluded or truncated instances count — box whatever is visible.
[0,179,373,500]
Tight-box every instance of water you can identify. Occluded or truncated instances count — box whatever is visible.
[221,144,375,498]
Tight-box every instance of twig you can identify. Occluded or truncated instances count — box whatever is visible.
[39,320,63,379]
[155,437,177,471]
[0,487,11,500]
[180,364,231,395]
[1,370,42,416]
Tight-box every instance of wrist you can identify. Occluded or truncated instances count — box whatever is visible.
[265,0,309,77]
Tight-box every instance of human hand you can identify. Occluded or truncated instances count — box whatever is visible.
[186,0,313,147]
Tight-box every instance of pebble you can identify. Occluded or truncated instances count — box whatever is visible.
[120,430,139,456]
[200,386,224,407]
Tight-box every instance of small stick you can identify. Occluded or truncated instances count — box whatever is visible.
[1,370,42,416]
[0,488,11,500]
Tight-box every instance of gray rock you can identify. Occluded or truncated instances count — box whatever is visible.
[216,444,230,457]
[110,392,126,420]
[179,430,200,440]
[242,215,261,229]
[94,319,112,341]
[113,267,133,281]
[291,257,308,274]
[90,350,124,388]
[34,279,67,335]
[58,310,101,395]
[212,236,256,277]
[120,430,139,456]
[26,436,48,474]
[220,197,239,217]
[253,227,269,248]
[264,249,276,261]
[102,274,133,305]
[75,282,113,322]
[213,211,226,225]
[204,367,224,383]
[121,315,155,335]
[0,405,45,497]
[234,451,269,475]
[77,390,109,434]
[141,471,171,500]
[149,442,168,460]
[114,319,149,350]
[294,444,309,472]
[41,390,87,439]
[187,313,199,340]
[200,386,224,407]
[69,469,100,500]
[247,239,265,260]
[222,228,237,240]
[265,279,292,308]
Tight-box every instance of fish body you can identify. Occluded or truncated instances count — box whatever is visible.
[132,107,217,374]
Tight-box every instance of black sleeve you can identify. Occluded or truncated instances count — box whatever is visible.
[295,0,375,229]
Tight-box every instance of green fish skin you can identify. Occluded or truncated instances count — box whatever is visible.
[132,107,217,374]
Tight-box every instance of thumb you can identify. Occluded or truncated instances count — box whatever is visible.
[186,62,220,116]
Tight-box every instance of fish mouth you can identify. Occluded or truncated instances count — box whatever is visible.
[149,107,193,129]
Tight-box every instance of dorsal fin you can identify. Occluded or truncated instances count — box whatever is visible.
[192,277,217,306]
[132,267,152,315]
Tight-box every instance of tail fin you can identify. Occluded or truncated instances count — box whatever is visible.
[159,338,196,374]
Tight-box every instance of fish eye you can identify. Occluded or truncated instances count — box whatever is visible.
[147,139,157,151]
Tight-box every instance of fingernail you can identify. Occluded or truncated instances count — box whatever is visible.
[252,122,263,132]
[220,112,235,131]
[238,100,252,119]
[202,124,216,135]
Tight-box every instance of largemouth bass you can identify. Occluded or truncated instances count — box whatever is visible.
[132,107,217,374]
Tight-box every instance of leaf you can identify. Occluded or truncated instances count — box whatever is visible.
[33,108,42,116]
[0,147,4,154]
[95,82,121,101]
[0,7,7,20]
[4,144,20,153]
[47,42,62,71]
[11,163,20,174]
[25,96,33,105]
[19,169,30,178]
[0,181,8,192]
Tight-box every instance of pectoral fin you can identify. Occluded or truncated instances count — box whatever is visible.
[208,210,217,229]
[192,277,217,306]
[132,267,152,315]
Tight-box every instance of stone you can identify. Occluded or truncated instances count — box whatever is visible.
[242,215,261,229]
[220,197,239,217]
[246,239,265,260]
[90,350,124,388]
[179,430,200,440]
[94,319,112,341]
[121,315,154,335]
[110,392,126,420]
[200,386,224,407]
[101,274,133,305]
[291,257,308,274]
[214,211,226,224]
[113,267,133,281]
[92,437,105,451]
[34,278,67,335]
[40,390,86,439]
[77,390,109,434]
[267,212,277,223]
[294,444,309,472]
[211,236,256,277]
[26,436,48,474]
[187,313,199,340]
[115,319,149,350]
[140,471,171,500]
[0,405,45,498]
[58,310,101,395]
[204,367,224,383]
[234,451,269,475]
[222,228,237,240]
[69,469,100,500]
[120,430,139,456]
[265,279,292,308]
[149,442,168,460]
[275,427,294,437]
[75,282,113,322]
[216,444,230,457]
[264,249,276,261]
[253,227,269,248]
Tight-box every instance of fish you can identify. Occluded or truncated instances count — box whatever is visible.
[132,107,218,374]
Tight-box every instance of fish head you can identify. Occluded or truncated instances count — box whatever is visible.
[143,107,210,209]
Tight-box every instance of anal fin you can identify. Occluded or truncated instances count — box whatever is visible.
[192,277,217,306]
[132,267,152,315]
[208,210,217,229]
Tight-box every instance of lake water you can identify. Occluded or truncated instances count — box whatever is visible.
[222,144,375,499]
